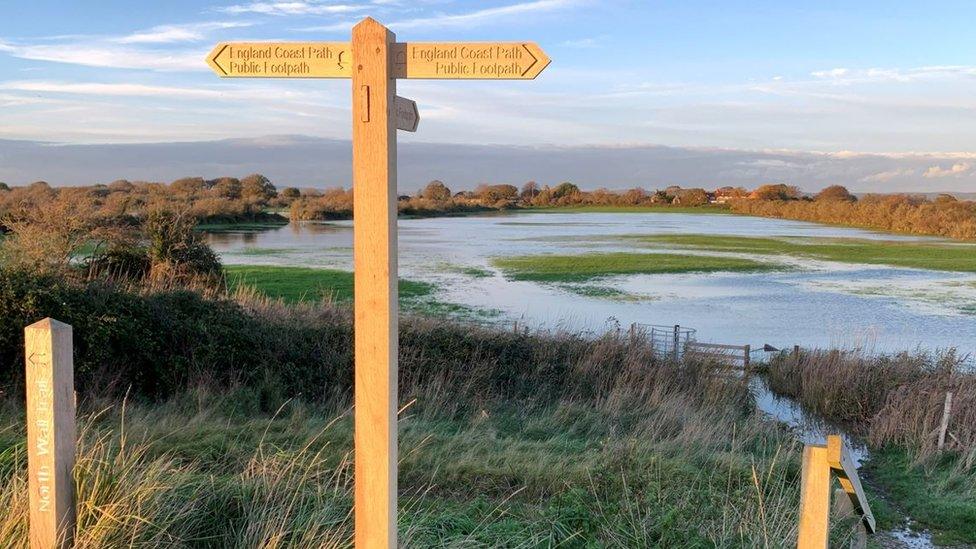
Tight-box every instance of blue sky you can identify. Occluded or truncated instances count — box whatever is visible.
[1,0,975,161]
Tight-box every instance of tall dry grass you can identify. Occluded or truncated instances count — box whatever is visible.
[767,348,976,464]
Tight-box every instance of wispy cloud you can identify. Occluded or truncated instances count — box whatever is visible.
[220,1,371,16]
[115,21,253,44]
[297,0,584,32]
[811,65,976,84]
[859,168,915,183]
[560,37,600,48]
[0,40,205,71]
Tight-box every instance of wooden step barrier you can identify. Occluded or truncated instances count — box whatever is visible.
[798,435,875,548]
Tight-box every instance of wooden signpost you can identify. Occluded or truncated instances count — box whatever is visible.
[207,17,549,548]
[25,319,76,549]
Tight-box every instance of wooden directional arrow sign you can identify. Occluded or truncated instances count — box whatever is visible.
[394,96,419,132]
[206,42,352,78]
[393,42,549,79]
[207,41,549,80]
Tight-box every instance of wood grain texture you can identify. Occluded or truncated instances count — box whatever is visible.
[206,42,352,78]
[391,42,549,79]
[352,17,398,549]
[798,445,830,549]
[25,318,76,549]
[826,435,876,533]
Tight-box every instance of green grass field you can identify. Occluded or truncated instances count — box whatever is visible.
[224,265,434,303]
[492,252,775,282]
[629,234,976,272]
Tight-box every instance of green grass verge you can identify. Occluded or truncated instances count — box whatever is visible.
[492,252,775,282]
[630,234,976,272]
[225,265,433,303]
[865,447,976,545]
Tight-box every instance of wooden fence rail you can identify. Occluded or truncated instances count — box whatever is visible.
[798,435,875,548]
[685,341,751,369]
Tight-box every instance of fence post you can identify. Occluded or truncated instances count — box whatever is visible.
[25,318,76,549]
[743,344,750,370]
[673,325,680,361]
[938,391,953,451]
[797,445,830,548]
[793,345,800,362]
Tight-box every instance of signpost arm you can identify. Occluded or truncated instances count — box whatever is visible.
[352,17,398,549]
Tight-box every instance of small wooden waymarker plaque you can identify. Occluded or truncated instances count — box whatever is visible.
[25,319,76,549]
[394,96,420,132]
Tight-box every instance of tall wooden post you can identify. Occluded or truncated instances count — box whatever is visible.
[25,318,76,549]
[352,17,398,549]
[797,445,830,548]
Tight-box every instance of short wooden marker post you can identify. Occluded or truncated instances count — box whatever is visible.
[206,19,549,548]
[798,445,831,548]
[24,318,76,549]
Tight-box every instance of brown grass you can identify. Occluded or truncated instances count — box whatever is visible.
[767,348,976,463]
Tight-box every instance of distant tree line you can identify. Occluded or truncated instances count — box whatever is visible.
[1,176,973,239]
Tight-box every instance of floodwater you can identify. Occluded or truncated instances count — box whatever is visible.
[205,211,976,355]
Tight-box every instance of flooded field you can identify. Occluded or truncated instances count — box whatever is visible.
[205,211,976,355]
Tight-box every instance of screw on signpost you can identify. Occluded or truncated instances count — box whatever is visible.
[25,318,76,549]
[206,17,549,548]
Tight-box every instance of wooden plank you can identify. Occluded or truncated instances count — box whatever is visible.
[685,350,746,363]
[352,17,398,549]
[392,42,549,79]
[206,42,352,78]
[394,95,419,132]
[827,436,876,533]
[25,318,76,549]
[687,342,748,351]
[798,445,831,548]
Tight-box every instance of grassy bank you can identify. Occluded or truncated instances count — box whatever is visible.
[631,234,976,272]
[0,378,805,547]
[492,252,775,282]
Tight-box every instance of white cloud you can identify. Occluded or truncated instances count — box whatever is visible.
[220,1,370,16]
[391,0,582,30]
[115,21,253,44]
[923,162,972,179]
[0,41,205,71]
[811,65,976,84]
[859,168,915,183]
[560,37,600,48]
[298,0,585,32]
